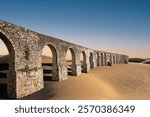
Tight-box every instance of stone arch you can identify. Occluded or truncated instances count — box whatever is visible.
[0,20,129,99]
[89,52,94,68]
[65,48,76,76]
[123,56,125,63]
[80,51,86,72]
[120,55,122,63]
[117,55,119,64]
[113,55,116,64]
[119,55,121,63]
[124,56,128,64]
[104,53,107,66]
[116,55,118,63]
[41,43,58,81]
[96,52,100,66]
[48,44,57,66]
[0,32,16,98]
[109,54,112,64]
[107,54,112,66]
[101,53,103,66]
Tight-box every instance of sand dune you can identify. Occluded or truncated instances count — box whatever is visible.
[142,59,150,64]
[42,55,52,63]
[129,58,150,64]
[22,63,150,100]
[0,55,9,63]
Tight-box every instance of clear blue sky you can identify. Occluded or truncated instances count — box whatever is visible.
[0,0,150,58]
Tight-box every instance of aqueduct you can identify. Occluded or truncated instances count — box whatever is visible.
[0,20,128,99]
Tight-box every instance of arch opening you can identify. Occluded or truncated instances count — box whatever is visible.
[107,54,112,66]
[104,53,107,66]
[89,52,93,68]
[0,33,15,99]
[96,52,100,66]
[80,51,86,72]
[65,48,75,76]
[113,55,116,64]
[41,44,57,81]
[110,54,112,63]
[101,53,103,66]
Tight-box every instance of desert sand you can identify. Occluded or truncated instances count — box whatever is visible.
[1,55,150,100]
[22,63,150,100]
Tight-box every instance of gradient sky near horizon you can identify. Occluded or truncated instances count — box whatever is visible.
[0,0,150,58]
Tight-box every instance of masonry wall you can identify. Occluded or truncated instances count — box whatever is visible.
[0,20,128,99]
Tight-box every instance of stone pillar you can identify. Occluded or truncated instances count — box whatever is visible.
[14,48,44,98]
[121,55,123,64]
[71,50,81,76]
[118,55,120,64]
[103,53,107,66]
[113,55,116,64]
[82,51,90,73]
[56,51,68,81]
[89,52,97,68]
[116,55,118,64]
[127,56,129,64]
[70,49,81,76]
[121,56,124,64]
[89,52,93,68]
[117,55,119,64]
[58,63,68,81]
[93,52,97,68]
[122,56,125,64]
[71,62,81,76]
[15,67,44,98]
[110,54,112,64]
[120,56,122,64]
[115,55,117,64]
[99,54,102,66]
[106,53,109,66]
[51,64,67,81]
[124,56,128,64]
[97,52,101,66]
[100,53,104,66]
[82,62,90,73]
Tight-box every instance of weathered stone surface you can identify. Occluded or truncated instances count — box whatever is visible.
[0,20,128,99]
